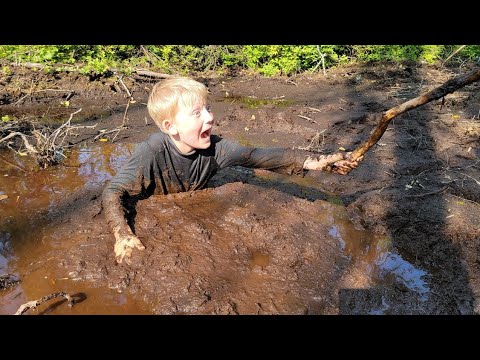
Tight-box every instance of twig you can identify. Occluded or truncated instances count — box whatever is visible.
[122,100,131,127]
[443,45,467,65]
[14,292,75,315]
[405,186,448,198]
[117,75,134,101]
[297,114,315,122]
[312,45,327,76]
[0,131,38,153]
[448,170,480,186]
[94,126,127,141]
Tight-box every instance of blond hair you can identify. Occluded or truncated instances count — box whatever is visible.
[147,77,208,132]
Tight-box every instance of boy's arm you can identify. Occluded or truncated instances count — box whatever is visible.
[215,137,361,176]
[103,188,146,264]
[102,143,152,264]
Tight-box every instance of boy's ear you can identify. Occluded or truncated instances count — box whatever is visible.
[163,120,178,136]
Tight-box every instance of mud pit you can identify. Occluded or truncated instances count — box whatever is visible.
[1,61,479,314]
[61,182,363,315]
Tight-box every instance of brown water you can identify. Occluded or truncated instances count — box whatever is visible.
[0,141,431,314]
[0,144,153,314]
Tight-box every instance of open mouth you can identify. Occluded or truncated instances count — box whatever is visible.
[200,129,211,139]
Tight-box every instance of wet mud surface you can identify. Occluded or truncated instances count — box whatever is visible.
[1,62,479,314]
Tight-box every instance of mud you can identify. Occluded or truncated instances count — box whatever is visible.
[1,61,479,314]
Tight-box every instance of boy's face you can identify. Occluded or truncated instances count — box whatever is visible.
[168,99,214,154]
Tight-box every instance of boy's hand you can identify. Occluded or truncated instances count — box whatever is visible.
[303,152,363,175]
[330,153,363,175]
[113,227,146,264]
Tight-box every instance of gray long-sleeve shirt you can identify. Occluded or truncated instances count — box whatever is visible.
[102,132,308,234]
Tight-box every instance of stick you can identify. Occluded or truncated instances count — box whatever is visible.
[443,45,467,65]
[348,66,480,162]
[117,75,134,100]
[14,292,75,315]
[134,69,174,79]
[405,186,448,198]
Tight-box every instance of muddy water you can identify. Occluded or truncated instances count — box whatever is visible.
[258,170,432,310]
[0,144,153,314]
[0,140,431,314]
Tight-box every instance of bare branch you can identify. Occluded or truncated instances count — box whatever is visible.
[14,292,75,315]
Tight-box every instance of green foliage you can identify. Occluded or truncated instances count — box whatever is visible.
[2,66,11,76]
[351,45,424,62]
[459,45,480,59]
[0,45,478,78]
[242,45,319,76]
[419,45,444,64]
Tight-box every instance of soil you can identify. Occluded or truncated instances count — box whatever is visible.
[1,61,479,314]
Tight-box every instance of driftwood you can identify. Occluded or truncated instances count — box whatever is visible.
[322,66,480,170]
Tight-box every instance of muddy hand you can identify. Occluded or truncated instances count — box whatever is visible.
[331,152,363,175]
[114,234,145,264]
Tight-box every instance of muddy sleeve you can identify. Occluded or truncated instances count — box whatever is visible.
[102,142,156,235]
[215,138,308,176]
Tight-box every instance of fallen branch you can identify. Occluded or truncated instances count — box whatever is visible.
[134,69,174,79]
[13,89,75,106]
[320,66,480,172]
[14,292,75,315]
[0,131,38,154]
[10,61,173,80]
[1,109,97,168]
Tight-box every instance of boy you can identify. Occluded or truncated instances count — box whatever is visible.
[102,77,361,264]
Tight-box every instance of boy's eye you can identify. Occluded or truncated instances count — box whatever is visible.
[206,105,211,112]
